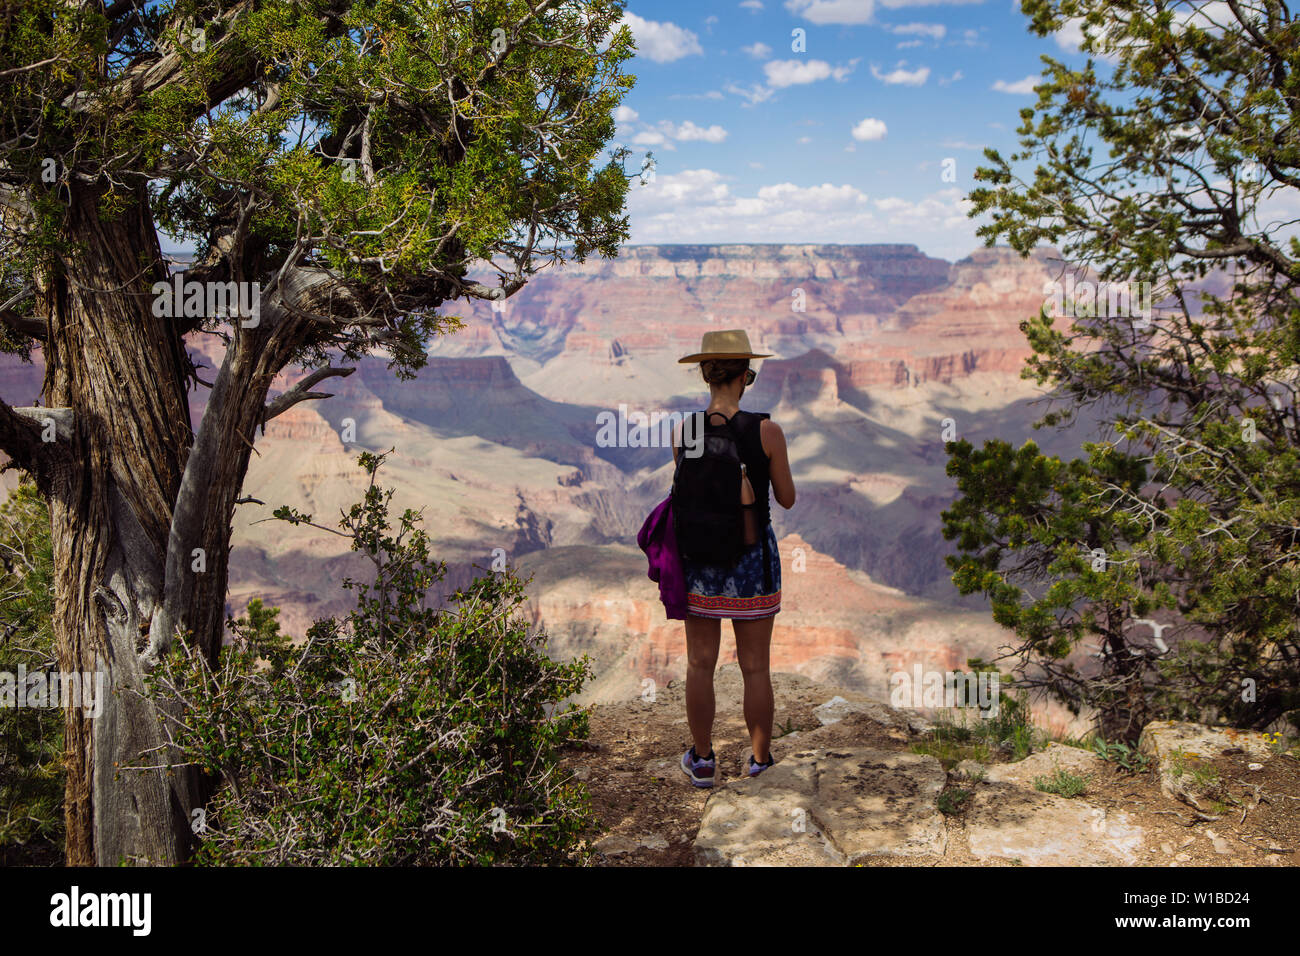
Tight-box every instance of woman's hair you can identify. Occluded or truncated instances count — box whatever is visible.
[700,358,750,386]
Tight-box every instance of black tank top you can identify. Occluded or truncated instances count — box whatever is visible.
[698,408,771,527]
[735,410,772,528]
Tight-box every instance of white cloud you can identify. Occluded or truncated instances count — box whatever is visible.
[631,120,730,150]
[937,69,962,85]
[763,57,859,87]
[992,76,1038,94]
[637,168,733,206]
[896,39,924,48]
[1054,18,1086,52]
[785,0,984,25]
[871,63,930,85]
[742,41,773,58]
[614,105,640,123]
[871,187,975,232]
[740,0,765,9]
[632,130,669,147]
[625,168,983,258]
[888,22,946,38]
[851,117,888,141]
[798,136,813,143]
[620,12,704,63]
[673,120,729,143]
[784,0,877,25]
[724,81,775,105]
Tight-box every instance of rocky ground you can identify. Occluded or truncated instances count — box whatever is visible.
[560,665,1300,867]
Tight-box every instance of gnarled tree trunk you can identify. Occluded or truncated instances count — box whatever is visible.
[42,183,209,864]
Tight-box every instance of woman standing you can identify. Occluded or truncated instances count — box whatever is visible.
[671,330,796,788]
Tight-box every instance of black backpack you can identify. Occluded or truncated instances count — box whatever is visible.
[671,410,757,566]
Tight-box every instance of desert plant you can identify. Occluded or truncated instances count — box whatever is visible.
[937,788,971,815]
[150,452,595,865]
[0,481,62,862]
[1092,738,1154,774]
[1033,768,1089,798]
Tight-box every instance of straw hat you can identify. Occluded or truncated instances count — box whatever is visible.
[677,329,774,363]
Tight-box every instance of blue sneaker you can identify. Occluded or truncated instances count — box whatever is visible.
[681,746,716,788]
[747,753,775,777]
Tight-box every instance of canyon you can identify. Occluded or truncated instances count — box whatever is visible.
[0,243,1105,731]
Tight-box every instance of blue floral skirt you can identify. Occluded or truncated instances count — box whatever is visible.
[682,524,781,620]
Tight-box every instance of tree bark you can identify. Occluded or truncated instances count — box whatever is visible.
[42,182,205,864]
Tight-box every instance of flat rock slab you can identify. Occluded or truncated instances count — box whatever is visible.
[694,748,947,866]
[1139,721,1275,800]
[984,742,1104,788]
[966,785,1145,865]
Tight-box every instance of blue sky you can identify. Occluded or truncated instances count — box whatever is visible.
[610,0,1095,260]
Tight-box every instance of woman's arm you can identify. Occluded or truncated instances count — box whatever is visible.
[760,419,796,509]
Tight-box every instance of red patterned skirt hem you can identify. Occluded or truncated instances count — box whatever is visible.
[685,590,781,620]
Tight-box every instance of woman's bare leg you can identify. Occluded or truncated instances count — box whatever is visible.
[733,616,774,763]
[684,614,722,756]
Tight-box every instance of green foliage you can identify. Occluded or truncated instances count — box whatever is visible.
[1,0,638,376]
[948,0,1300,740]
[1091,738,1154,774]
[912,673,1045,767]
[1033,768,1090,798]
[227,598,294,679]
[153,453,595,865]
[0,482,63,861]
[937,788,971,815]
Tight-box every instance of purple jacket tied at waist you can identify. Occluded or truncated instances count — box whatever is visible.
[637,497,687,620]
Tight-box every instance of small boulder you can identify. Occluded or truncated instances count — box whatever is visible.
[812,695,930,734]
[1139,720,1274,801]
[984,742,1102,788]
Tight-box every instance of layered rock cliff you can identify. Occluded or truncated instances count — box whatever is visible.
[0,243,1092,712]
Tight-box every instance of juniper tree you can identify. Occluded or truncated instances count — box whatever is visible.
[945,0,1300,740]
[0,0,636,864]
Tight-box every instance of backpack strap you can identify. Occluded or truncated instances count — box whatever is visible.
[735,410,774,594]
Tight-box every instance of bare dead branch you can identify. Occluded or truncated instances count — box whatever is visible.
[263,366,355,421]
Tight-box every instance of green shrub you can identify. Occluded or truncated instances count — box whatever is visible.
[937,788,971,815]
[1092,738,1154,774]
[1033,768,1090,797]
[0,481,63,862]
[912,662,1045,765]
[152,452,595,865]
